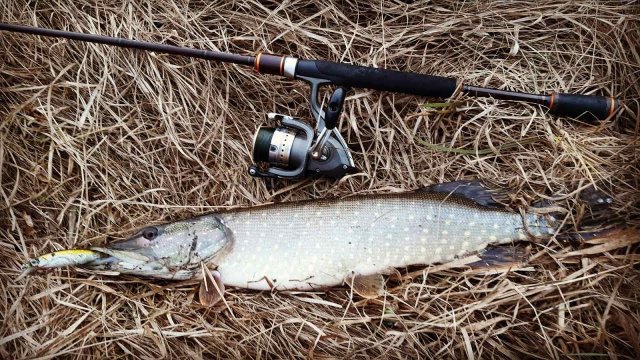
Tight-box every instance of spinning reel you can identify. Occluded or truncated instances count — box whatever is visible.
[249,79,356,179]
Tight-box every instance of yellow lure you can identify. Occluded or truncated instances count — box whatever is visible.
[17,249,103,280]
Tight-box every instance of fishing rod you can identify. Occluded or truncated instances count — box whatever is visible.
[0,23,621,180]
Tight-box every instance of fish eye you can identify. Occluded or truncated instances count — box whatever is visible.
[30,259,39,266]
[142,227,158,240]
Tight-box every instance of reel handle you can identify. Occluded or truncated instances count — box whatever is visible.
[310,87,348,160]
[323,87,347,130]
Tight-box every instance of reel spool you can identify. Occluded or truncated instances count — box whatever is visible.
[249,86,356,179]
[253,125,307,170]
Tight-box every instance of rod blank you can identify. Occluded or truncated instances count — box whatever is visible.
[0,23,255,66]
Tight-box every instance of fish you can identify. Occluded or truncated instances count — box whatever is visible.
[19,181,556,302]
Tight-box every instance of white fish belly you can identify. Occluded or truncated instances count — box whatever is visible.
[214,194,548,290]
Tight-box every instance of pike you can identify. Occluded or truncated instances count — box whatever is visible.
[20,182,559,304]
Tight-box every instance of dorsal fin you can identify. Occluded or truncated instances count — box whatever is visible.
[419,180,501,208]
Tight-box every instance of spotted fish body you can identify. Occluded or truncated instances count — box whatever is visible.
[21,184,555,291]
[214,191,553,290]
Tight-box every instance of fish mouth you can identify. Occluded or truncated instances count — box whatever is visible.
[85,247,198,280]
[84,247,160,271]
[17,247,196,281]
[90,247,154,263]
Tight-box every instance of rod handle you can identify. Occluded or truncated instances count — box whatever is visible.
[295,60,458,98]
[549,92,619,121]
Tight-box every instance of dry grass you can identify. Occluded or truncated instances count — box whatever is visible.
[1,0,639,358]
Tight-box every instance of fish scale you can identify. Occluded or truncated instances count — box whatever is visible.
[214,192,552,290]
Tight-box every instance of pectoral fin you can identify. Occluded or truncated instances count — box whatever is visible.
[349,273,385,299]
[381,267,403,282]
[199,268,225,307]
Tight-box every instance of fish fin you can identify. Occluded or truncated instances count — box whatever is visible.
[348,273,385,299]
[199,269,225,307]
[419,180,501,207]
[380,267,403,282]
[579,186,614,208]
[575,187,623,228]
[556,227,640,259]
[468,246,530,269]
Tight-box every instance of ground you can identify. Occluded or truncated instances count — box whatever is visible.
[1,1,639,359]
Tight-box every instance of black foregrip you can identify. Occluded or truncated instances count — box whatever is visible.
[550,93,618,121]
[295,60,457,98]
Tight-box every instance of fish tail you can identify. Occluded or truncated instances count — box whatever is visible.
[533,186,630,244]
[558,226,640,243]
[520,212,637,248]
[555,227,640,258]
[470,227,639,271]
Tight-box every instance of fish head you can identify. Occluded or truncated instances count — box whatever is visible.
[86,215,233,279]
